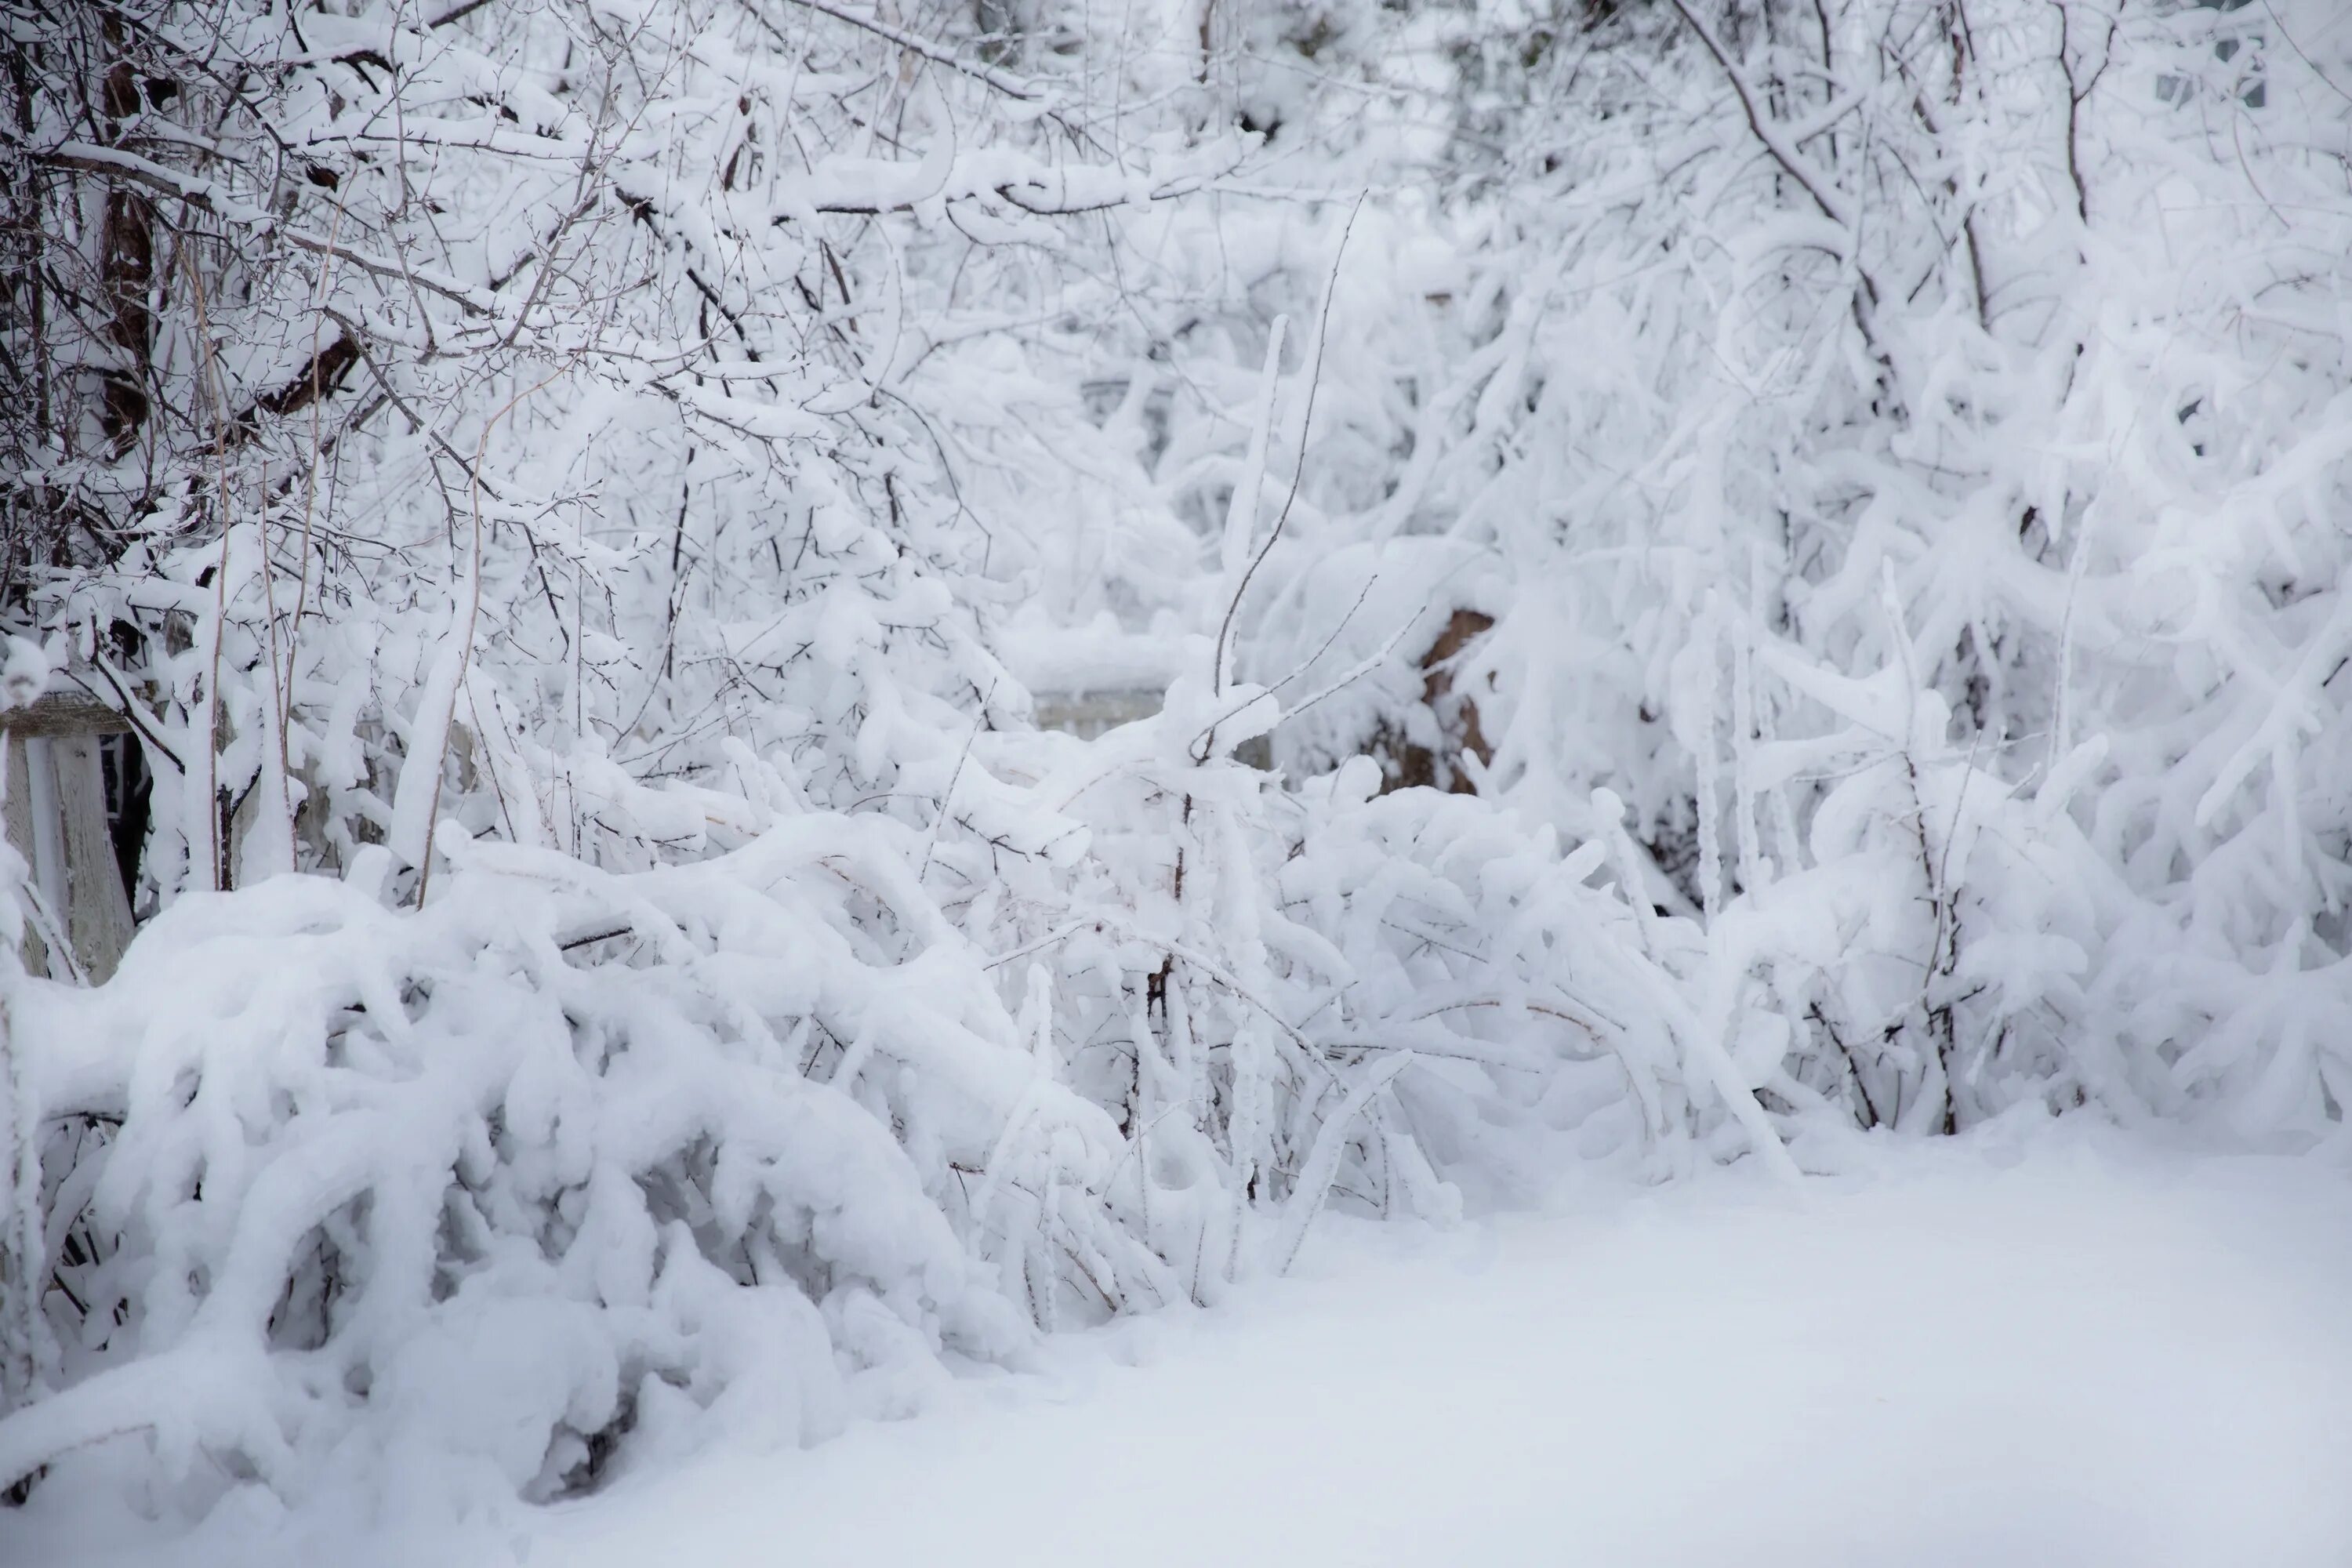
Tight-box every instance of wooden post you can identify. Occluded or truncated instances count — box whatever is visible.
[0,687,137,985]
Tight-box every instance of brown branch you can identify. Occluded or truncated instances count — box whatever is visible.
[39,143,497,317]
[1665,0,1857,232]
[242,334,359,424]
[744,0,1043,103]
[426,0,499,27]
[1665,0,1898,397]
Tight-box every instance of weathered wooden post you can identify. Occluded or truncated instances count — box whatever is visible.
[0,681,137,985]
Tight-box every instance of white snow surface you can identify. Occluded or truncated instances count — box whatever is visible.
[19,1123,2350,1568]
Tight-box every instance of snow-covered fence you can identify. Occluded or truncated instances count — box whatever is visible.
[1035,687,1273,769]
[1032,689,1163,743]
[1034,603,1503,788]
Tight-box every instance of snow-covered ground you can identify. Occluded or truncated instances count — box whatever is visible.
[19,1124,2351,1568]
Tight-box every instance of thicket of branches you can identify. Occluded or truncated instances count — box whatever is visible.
[0,0,2346,1529]
[1231,0,2352,1138]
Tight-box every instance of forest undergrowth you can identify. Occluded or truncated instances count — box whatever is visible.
[0,0,2347,1523]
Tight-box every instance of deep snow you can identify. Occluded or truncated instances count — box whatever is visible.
[14,1124,2351,1568]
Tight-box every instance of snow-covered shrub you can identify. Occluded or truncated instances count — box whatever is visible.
[1207,0,2352,1142]
[3,834,1044,1511]
[0,688,1763,1513]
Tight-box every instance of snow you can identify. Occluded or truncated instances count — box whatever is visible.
[20,1126,2349,1567]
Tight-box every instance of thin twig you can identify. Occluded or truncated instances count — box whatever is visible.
[1207,197,1363,731]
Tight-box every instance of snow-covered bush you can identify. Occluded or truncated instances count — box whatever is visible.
[0,680,1746,1512]
[1213,0,2352,1140]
